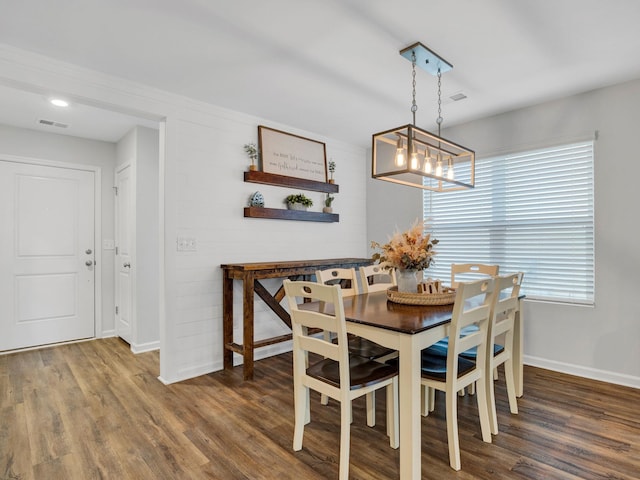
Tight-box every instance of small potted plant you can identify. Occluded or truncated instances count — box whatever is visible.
[244,142,258,171]
[327,160,336,183]
[323,194,335,213]
[285,193,313,211]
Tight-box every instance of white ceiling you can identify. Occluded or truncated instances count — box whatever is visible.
[1,0,640,146]
[0,84,158,143]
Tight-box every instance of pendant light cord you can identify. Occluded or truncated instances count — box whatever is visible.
[436,68,443,137]
[411,51,417,125]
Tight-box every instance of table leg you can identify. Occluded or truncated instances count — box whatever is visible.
[514,299,524,397]
[222,270,234,371]
[243,272,256,380]
[398,334,422,480]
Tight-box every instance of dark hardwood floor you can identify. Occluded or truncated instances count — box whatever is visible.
[1,337,638,479]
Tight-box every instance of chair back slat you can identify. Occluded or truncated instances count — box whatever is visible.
[316,268,360,297]
[447,278,496,377]
[359,263,397,293]
[284,279,350,365]
[451,263,499,288]
[298,335,340,360]
[489,272,524,353]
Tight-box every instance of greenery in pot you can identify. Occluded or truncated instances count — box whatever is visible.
[243,142,258,170]
[285,193,313,207]
[325,194,335,207]
[328,160,336,182]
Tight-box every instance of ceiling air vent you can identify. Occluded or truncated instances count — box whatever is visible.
[38,119,69,129]
[449,92,467,102]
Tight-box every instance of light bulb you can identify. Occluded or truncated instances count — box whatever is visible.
[395,137,406,167]
[410,151,419,170]
[447,166,455,180]
[435,156,443,177]
[423,148,432,174]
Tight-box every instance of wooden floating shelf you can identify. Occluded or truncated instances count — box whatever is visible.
[244,207,339,223]
[244,170,339,193]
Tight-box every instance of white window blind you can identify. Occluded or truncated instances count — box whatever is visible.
[424,141,594,304]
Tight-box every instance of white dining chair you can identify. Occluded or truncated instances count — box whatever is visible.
[450,263,501,394]
[484,272,524,434]
[283,280,399,480]
[420,277,496,471]
[315,267,396,423]
[358,262,397,293]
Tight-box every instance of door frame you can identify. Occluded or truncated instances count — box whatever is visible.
[0,153,102,340]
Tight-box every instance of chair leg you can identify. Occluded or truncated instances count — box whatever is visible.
[487,365,499,435]
[429,388,436,413]
[468,382,476,395]
[305,388,311,425]
[387,378,399,449]
[475,374,492,444]
[504,358,518,415]
[445,389,461,471]
[339,399,351,480]
[366,392,376,427]
[293,384,308,451]
[421,385,429,417]
[429,387,435,413]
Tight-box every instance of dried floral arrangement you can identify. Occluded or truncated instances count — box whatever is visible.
[371,220,438,271]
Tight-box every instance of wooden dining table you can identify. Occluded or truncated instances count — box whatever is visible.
[306,290,525,480]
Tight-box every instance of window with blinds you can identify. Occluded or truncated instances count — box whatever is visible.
[424,141,594,304]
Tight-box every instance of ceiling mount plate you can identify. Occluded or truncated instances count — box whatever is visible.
[399,42,453,76]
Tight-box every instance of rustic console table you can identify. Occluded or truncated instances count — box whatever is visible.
[221,258,372,380]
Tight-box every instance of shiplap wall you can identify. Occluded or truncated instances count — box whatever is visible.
[163,112,367,381]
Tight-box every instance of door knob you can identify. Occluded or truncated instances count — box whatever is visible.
[85,249,92,254]
[85,260,93,266]
[123,262,131,268]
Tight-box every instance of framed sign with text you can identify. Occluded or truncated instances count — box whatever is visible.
[258,125,327,182]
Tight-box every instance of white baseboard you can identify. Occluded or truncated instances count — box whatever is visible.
[158,341,294,384]
[525,355,640,389]
[131,340,160,354]
[99,330,116,338]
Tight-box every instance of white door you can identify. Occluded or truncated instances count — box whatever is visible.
[115,164,133,344]
[0,160,95,351]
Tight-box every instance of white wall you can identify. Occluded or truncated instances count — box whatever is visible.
[0,123,117,336]
[367,79,640,388]
[135,126,160,348]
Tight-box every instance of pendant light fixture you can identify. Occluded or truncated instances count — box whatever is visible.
[372,42,475,191]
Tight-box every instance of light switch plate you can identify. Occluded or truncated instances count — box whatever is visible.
[177,236,197,251]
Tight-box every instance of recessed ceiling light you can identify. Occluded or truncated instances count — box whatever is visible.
[50,98,69,107]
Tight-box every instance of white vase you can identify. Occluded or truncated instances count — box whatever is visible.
[397,269,419,293]
[287,203,308,211]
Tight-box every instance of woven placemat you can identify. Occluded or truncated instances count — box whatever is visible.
[386,286,456,305]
